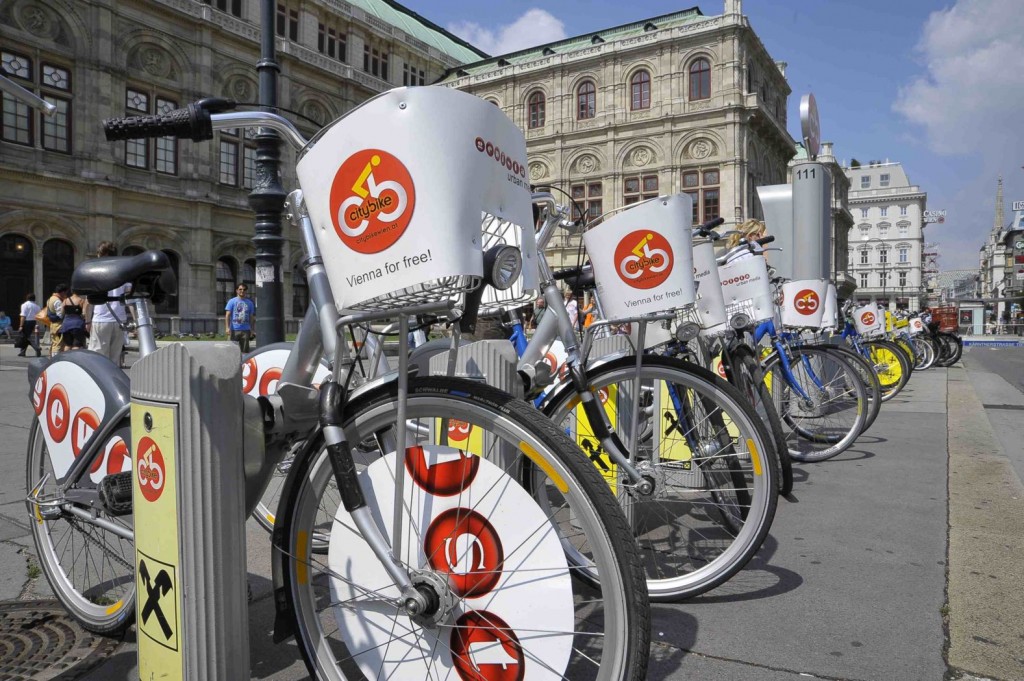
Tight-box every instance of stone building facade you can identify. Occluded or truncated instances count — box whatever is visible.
[844,162,928,310]
[0,0,482,330]
[438,0,795,269]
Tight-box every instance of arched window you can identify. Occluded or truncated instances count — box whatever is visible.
[292,264,308,318]
[43,238,74,299]
[216,257,237,312]
[528,91,545,129]
[577,81,596,120]
[242,258,256,290]
[630,70,650,110]
[154,249,180,315]
[689,58,711,100]
[1,234,34,317]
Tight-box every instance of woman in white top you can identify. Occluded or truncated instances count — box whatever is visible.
[721,219,768,265]
[86,241,132,363]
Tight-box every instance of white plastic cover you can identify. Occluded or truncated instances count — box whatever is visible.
[584,195,695,319]
[296,87,535,310]
[692,240,728,334]
[821,283,838,329]
[718,256,774,324]
[780,278,828,328]
[853,303,884,335]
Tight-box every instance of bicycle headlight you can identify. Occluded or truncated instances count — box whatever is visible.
[675,321,701,342]
[484,244,523,291]
[730,312,751,330]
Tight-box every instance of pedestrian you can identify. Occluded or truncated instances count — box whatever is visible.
[58,290,89,351]
[87,241,133,363]
[0,311,12,340]
[17,293,42,357]
[533,297,546,329]
[564,289,579,330]
[44,283,69,357]
[225,283,256,353]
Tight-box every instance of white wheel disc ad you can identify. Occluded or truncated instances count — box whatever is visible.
[327,446,574,679]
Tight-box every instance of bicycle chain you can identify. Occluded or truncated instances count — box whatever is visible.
[66,514,134,572]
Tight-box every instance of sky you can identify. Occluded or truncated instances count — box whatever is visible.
[401,0,1024,270]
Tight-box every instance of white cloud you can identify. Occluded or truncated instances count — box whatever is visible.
[894,0,1024,156]
[894,0,1024,268]
[448,9,568,57]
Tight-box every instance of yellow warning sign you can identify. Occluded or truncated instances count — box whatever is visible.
[576,386,619,493]
[657,383,693,469]
[132,401,183,680]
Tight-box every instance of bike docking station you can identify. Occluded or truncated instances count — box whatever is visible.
[130,341,263,680]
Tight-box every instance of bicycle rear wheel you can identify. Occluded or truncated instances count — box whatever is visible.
[819,344,882,432]
[865,340,910,400]
[26,420,135,635]
[763,346,868,462]
[935,332,963,367]
[280,376,650,681]
[542,355,779,601]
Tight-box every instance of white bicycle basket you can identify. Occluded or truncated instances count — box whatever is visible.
[852,303,884,335]
[718,255,774,327]
[780,278,828,328]
[692,239,728,335]
[821,283,839,330]
[583,194,695,320]
[296,86,535,312]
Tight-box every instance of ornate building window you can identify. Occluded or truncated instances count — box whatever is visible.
[623,174,658,205]
[860,272,869,288]
[528,91,545,129]
[898,270,908,287]
[364,45,389,81]
[898,245,909,263]
[402,63,425,86]
[897,221,910,237]
[201,0,242,17]
[216,257,237,311]
[219,128,257,188]
[878,248,889,264]
[630,70,650,110]
[688,58,711,100]
[570,182,603,222]
[1,50,72,152]
[125,88,177,174]
[318,23,347,62]
[860,248,870,265]
[681,168,719,222]
[276,3,298,41]
[577,80,596,120]
[880,206,888,217]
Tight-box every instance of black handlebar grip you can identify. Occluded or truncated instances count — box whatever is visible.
[103,102,214,142]
[755,235,776,246]
[697,216,726,231]
[552,265,585,281]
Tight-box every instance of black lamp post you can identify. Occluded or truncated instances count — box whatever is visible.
[249,0,286,345]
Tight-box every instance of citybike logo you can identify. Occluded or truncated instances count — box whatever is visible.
[404,446,480,497]
[721,273,752,287]
[46,384,70,443]
[329,149,415,254]
[32,373,47,416]
[424,507,504,598]
[614,230,673,290]
[70,407,102,472]
[447,419,473,443]
[861,311,876,326]
[103,437,130,477]
[450,610,525,681]
[241,358,258,394]
[474,136,527,178]
[259,367,282,396]
[794,289,821,316]
[136,436,166,503]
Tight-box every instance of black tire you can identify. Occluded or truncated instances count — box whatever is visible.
[26,420,135,635]
[863,340,910,401]
[763,346,868,462]
[542,355,779,601]
[936,332,963,366]
[727,345,794,496]
[819,344,883,432]
[279,376,650,681]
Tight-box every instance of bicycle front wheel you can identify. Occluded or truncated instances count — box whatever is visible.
[763,346,868,462]
[26,420,135,634]
[280,376,650,681]
[543,355,779,601]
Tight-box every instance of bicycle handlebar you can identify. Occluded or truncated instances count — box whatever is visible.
[755,235,775,246]
[552,265,589,281]
[693,216,726,238]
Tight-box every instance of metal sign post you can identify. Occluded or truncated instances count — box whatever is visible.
[132,343,257,680]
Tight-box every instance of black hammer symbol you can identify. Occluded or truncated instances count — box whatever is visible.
[139,559,174,640]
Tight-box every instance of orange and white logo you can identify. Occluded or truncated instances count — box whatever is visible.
[614,230,673,289]
[450,610,524,681]
[32,373,47,416]
[861,311,876,326]
[405,446,480,497]
[329,149,415,254]
[241,358,258,394]
[794,289,821,316]
[425,507,504,598]
[137,436,166,503]
[447,419,473,443]
[70,407,102,471]
[259,367,282,396]
[46,384,70,443]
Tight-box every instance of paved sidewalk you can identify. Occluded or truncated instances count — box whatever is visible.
[0,344,1017,679]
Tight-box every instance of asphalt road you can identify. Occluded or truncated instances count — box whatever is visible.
[1,343,1020,680]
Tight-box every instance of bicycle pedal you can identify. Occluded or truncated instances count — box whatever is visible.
[99,471,133,516]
